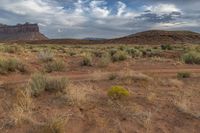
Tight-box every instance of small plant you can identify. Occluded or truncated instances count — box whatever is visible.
[45,77,68,92]
[112,51,128,62]
[29,73,47,96]
[98,53,111,67]
[81,54,92,66]
[108,86,129,100]
[182,51,200,64]
[177,72,191,79]
[108,73,118,80]
[0,58,27,74]
[29,73,69,96]
[38,50,54,62]
[161,44,173,50]
[126,48,142,58]
[39,115,68,133]
[44,60,66,73]
[3,45,22,53]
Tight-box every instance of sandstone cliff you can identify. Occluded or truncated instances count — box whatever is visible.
[0,22,48,41]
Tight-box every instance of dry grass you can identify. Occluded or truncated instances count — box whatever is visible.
[174,97,200,119]
[38,113,69,133]
[9,88,34,126]
[64,83,94,106]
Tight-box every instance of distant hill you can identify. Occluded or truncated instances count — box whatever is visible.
[21,30,200,45]
[0,23,48,42]
[105,30,200,45]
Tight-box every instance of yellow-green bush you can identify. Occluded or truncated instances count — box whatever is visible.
[44,60,66,73]
[0,58,27,74]
[182,51,200,64]
[112,51,128,62]
[108,86,129,100]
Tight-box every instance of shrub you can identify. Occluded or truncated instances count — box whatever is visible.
[177,72,191,79]
[3,45,22,53]
[98,53,111,67]
[45,77,68,92]
[126,48,142,58]
[39,115,68,133]
[108,73,118,80]
[0,58,27,74]
[38,50,54,62]
[161,44,173,50]
[29,73,68,96]
[182,51,200,64]
[108,86,129,100]
[109,48,117,56]
[112,51,128,62]
[44,60,66,73]
[29,73,47,96]
[81,54,92,66]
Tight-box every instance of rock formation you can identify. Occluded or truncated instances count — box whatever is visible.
[0,22,48,41]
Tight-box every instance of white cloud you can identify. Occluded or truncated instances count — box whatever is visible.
[144,4,181,15]
[89,0,110,18]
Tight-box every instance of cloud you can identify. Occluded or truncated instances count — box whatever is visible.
[0,0,200,38]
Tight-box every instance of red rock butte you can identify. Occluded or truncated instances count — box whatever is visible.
[0,22,48,41]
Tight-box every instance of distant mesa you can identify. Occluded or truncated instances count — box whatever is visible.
[0,22,48,41]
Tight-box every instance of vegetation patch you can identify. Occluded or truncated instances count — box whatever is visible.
[177,72,191,79]
[44,60,66,73]
[182,51,200,64]
[0,58,27,74]
[112,51,128,62]
[81,54,93,66]
[38,50,54,62]
[29,73,68,96]
[108,86,129,100]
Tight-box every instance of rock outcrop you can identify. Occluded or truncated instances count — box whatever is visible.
[0,22,48,41]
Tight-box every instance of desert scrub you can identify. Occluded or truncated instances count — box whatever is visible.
[38,114,68,133]
[126,48,142,58]
[0,58,27,74]
[45,77,68,92]
[38,50,54,62]
[44,60,66,73]
[98,53,111,67]
[29,73,47,96]
[177,72,191,79]
[161,44,173,50]
[3,45,22,53]
[112,51,128,62]
[29,73,68,96]
[181,51,200,64]
[108,86,129,100]
[81,54,92,66]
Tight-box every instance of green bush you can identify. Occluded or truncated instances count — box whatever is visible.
[161,44,173,50]
[182,51,200,64]
[29,73,68,96]
[81,54,92,66]
[29,73,47,96]
[177,72,191,79]
[108,86,129,100]
[38,50,54,62]
[45,77,68,92]
[112,51,128,62]
[126,48,142,58]
[0,58,27,74]
[44,60,66,73]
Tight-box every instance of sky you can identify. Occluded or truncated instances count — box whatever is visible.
[0,0,200,39]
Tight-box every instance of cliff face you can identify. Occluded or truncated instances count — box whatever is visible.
[0,23,48,41]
